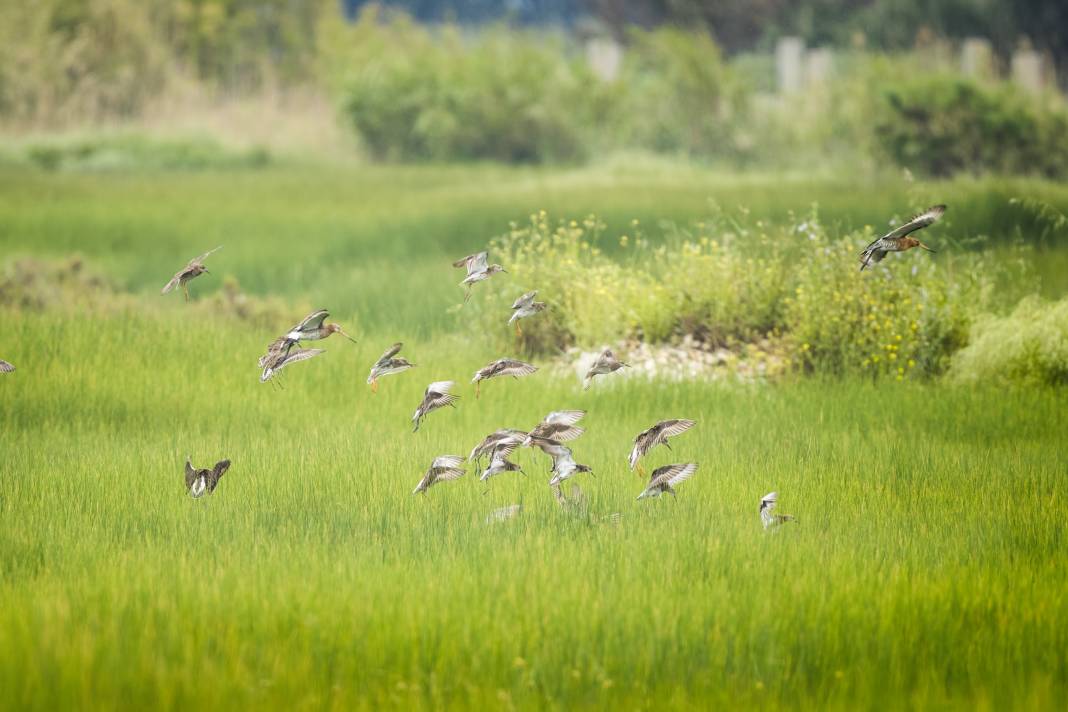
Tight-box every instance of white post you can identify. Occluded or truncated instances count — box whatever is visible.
[776,37,804,94]
[1011,48,1045,94]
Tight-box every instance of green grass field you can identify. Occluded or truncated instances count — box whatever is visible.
[1,163,1067,709]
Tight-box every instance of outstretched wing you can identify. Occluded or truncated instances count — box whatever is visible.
[495,359,537,378]
[208,460,231,489]
[512,291,537,310]
[658,419,696,440]
[882,205,946,241]
[543,410,585,426]
[184,459,197,490]
[0,359,14,373]
[377,342,403,363]
[188,245,223,266]
[276,348,325,373]
[427,380,456,395]
[295,309,329,332]
[650,463,697,487]
[161,269,185,294]
[490,439,521,461]
[467,251,489,275]
[761,491,778,512]
[431,455,465,471]
[529,437,570,460]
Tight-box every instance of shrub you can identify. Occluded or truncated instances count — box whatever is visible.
[874,76,1068,179]
[949,296,1068,386]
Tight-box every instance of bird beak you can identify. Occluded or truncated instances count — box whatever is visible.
[919,242,936,253]
[340,329,357,344]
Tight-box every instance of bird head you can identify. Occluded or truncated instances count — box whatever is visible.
[904,237,936,253]
[328,324,358,343]
[489,264,507,274]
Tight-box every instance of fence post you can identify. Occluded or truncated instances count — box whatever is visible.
[1011,46,1045,94]
[776,37,804,94]
[960,38,994,79]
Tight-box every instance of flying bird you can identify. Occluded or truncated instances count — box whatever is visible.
[454,251,506,302]
[185,457,231,498]
[522,410,586,446]
[860,205,945,271]
[546,444,593,487]
[469,428,527,476]
[584,349,629,390]
[0,359,13,373]
[412,455,466,495]
[161,246,222,301]
[412,381,459,432]
[628,419,697,475]
[509,290,547,336]
[479,440,525,483]
[367,342,415,393]
[260,344,325,383]
[760,492,797,530]
[262,309,356,359]
[636,463,698,500]
[470,358,537,398]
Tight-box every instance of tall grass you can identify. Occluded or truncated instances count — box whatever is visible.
[1,308,1066,709]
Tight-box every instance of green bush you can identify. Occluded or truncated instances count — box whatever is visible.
[12,134,270,172]
[949,296,1068,386]
[874,76,1068,178]
[478,208,1021,380]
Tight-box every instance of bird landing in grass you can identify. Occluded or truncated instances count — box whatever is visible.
[761,492,797,530]
[637,463,697,500]
[545,443,593,487]
[0,359,14,373]
[260,343,324,383]
[367,342,415,393]
[185,457,231,498]
[161,246,222,301]
[479,440,525,483]
[628,419,697,476]
[471,358,537,398]
[454,251,506,303]
[522,410,586,447]
[583,349,629,390]
[469,428,527,477]
[412,381,459,432]
[259,310,355,369]
[412,455,466,495]
[860,205,945,271]
[508,290,546,336]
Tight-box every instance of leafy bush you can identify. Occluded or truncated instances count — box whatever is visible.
[874,76,1068,179]
[478,208,1022,380]
[949,296,1068,386]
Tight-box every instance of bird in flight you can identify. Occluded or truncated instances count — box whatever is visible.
[636,463,698,500]
[469,428,527,477]
[412,455,466,495]
[544,441,593,487]
[185,457,231,498]
[260,343,325,383]
[522,410,586,447]
[161,246,222,301]
[412,381,459,432]
[366,342,415,393]
[628,419,696,475]
[262,309,356,359]
[479,439,525,483]
[509,290,547,336]
[584,349,629,390]
[760,492,797,530]
[860,205,945,271]
[470,358,537,398]
[454,251,506,302]
[0,359,14,373]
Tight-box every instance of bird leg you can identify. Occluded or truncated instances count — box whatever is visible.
[182,283,190,302]
[371,378,378,394]
[475,382,481,399]
[636,463,646,477]
[514,322,522,337]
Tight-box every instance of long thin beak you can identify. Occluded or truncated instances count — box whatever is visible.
[340,329,358,343]
[919,242,936,253]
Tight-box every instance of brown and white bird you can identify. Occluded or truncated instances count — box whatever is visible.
[412,381,459,432]
[161,246,222,301]
[412,455,466,495]
[185,457,231,498]
[637,463,698,500]
[367,342,415,393]
[546,443,593,487]
[0,359,14,373]
[860,205,945,271]
[262,310,356,361]
[454,251,506,302]
[583,349,629,390]
[760,492,797,530]
[628,419,697,475]
[509,290,547,336]
[522,410,586,447]
[479,440,525,482]
[471,358,537,398]
[260,343,325,383]
[469,428,527,476]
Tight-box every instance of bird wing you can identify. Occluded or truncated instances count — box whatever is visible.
[295,309,329,332]
[0,359,14,372]
[190,245,223,266]
[435,467,466,482]
[881,205,946,241]
[496,360,537,378]
[161,270,185,294]
[452,253,477,269]
[468,251,489,275]
[491,439,520,460]
[427,380,456,395]
[208,459,231,488]
[761,492,778,512]
[512,291,537,310]
[666,463,698,486]
[377,342,403,363]
[432,455,465,471]
[276,348,325,372]
[530,437,570,459]
[544,410,585,426]
[659,419,696,439]
[184,459,197,490]
[650,463,696,487]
